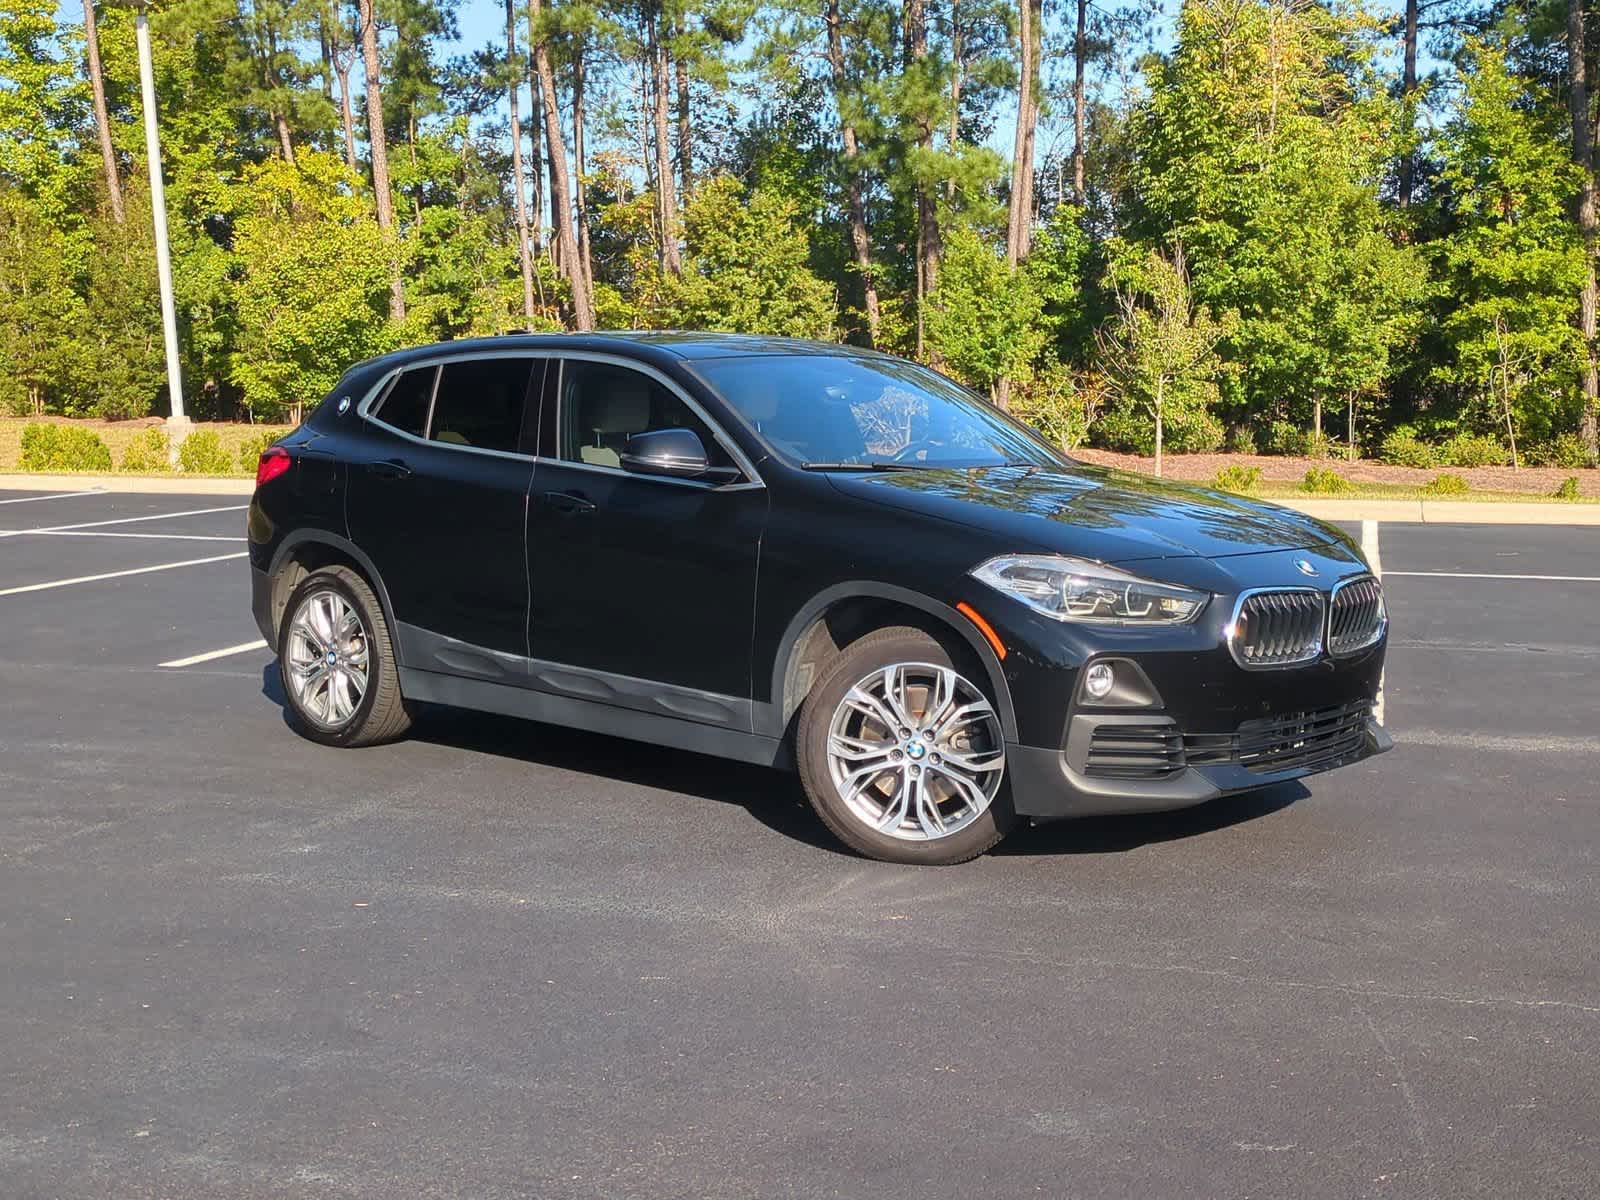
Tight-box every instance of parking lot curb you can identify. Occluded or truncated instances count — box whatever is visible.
[0,473,254,495]
[0,475,1595,522]
[1280,497,1600,524]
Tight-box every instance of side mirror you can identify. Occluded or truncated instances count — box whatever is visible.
[619,428,737,482]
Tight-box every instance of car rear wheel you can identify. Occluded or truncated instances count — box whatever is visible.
[796,626,1014,864]
[278,565,411,747]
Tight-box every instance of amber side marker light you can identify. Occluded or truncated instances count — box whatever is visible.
[955,601,1007,661]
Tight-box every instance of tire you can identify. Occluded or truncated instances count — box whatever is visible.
[796,626,1015,864]
[277,565,412,748]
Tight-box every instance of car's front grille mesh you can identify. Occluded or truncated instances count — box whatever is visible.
[1184,700,1372,774]
[1084,724,1186,778]
[1328,576,1385,656]
[1230,589,1325,668]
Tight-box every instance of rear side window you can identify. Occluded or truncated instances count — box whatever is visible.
[429,358,538,454]
[375,366,436,437]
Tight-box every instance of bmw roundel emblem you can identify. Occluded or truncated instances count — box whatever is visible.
[1294,558,1319,577]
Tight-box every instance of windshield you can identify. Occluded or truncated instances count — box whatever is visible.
[693,354,1067,470]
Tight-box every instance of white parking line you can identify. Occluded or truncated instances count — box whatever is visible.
[1385,570,1600,583]
[0,489,106,505]
[0,504,246,539]
[1363,520,1385,725]
[0,552,247,597]
[12,530,243,542]
[159,640,269,669]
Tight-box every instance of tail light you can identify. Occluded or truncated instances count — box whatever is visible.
[255,446,291,487]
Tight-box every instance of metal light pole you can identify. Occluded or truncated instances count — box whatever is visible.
[133,2,190,462]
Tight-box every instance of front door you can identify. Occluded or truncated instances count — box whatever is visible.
[524,357,767,719]
[346,355,541,677]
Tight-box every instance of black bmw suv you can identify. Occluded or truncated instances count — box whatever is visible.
[248,332,1391,864]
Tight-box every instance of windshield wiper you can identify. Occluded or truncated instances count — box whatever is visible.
[799,460,917,472]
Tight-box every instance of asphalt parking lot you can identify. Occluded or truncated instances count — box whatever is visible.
[1,488,1597,1199]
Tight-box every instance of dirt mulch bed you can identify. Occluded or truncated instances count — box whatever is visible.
[1072,448,1600,498]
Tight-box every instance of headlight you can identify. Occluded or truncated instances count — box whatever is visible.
[971,554,1209,624]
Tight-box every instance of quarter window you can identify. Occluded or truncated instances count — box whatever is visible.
[375,366,436,438]
[558,360,733,472]
[429,358,538,453]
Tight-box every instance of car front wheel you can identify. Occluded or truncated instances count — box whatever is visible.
[796,626,1014,864]
[277,565,411,747]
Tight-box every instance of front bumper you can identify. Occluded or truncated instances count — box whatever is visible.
[1006,714,1392,820]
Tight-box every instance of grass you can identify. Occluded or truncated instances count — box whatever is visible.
[1254,478,1600,503]
[0,418,293,477]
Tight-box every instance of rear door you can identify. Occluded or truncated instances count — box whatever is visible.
[346,354,542,679]
[524,356,767,720]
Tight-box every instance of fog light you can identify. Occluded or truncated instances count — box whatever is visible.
[1084,662,1115,699]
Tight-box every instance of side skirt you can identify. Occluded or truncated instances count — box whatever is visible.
[398,667,787,769]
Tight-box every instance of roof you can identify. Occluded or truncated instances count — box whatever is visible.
[344,331,886,378]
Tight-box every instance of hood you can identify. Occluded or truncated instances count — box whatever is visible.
[825,463,1350,564]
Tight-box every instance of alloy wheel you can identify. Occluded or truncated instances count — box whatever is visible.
[825,661,1005,842]
[285,588,371,730]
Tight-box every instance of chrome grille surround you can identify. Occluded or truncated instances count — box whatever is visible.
[1328,574,1386,657]
[1227,587,1325,670]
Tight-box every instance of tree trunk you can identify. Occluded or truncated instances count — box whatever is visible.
[83,0,123,223]
[1313,396,1322,442]
[1006,0,1039,265]
[506,0,537,327]
[1398,0,1419,207]
[573,43,596,312]
[358,0,405,321]
[675,47,693,196]
[529,0,593,328]
[906,0,940,346]
[824,0,880,347]
[1072,0,1087,205]
[647,5,681,275]
[1347,393,1356,461]
[1572,0,1600,463]
[1154,379,1164,478]
[523,6,544,255]
[946,8,962,203]
[334,57,359,174]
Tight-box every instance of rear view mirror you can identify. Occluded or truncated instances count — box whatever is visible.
[620,428,738,482]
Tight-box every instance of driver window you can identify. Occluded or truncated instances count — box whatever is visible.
[558,360,732,471]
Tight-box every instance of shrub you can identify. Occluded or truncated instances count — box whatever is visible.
[19,423,114,472]
[1526,435,1589,469]
[1379,428,1437,468]
[1212,465,1262,495]
[1010,366,1091,452]
[1300,466,1353,494]
[1554,475,1582,501]
[1167,410,1226,454]
[1262,420,1314,457]
[177,429,233,474]
[1225,424,1258,455]
[1439,433,1509,468]
[1091,408,1154,455]
[237,429,283,474]
[118,427,170,472]
[1423,472,1470,496]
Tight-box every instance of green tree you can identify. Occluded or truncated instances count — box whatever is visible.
[1127,0,1420,438]
[1095,245,1233,475]
[1431,43,1586,451]
[0,191,86,416]
[230,153,400,422]
[642,176,839,338]
[924,226,1045,397]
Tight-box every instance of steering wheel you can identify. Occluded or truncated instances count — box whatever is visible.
[891,439,944,463]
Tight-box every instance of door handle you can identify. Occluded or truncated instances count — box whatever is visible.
[543,490,595,515]
[367,458,412,480]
